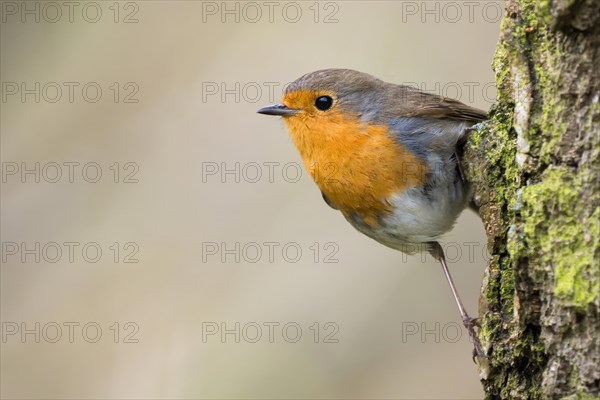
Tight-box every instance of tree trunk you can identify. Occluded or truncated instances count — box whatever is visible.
[462,0,599,398]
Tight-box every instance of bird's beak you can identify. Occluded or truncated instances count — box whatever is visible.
[257,103,299,116]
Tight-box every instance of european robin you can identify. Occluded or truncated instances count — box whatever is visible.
[257,68,487,359]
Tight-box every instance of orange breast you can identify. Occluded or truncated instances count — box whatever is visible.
[283,107,428,226]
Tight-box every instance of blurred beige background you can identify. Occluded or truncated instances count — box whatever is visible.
[1,1,500,399]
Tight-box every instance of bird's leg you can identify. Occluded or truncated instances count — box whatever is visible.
[454,126,474,184]
[428,241,485,361]
[454,152,467,183]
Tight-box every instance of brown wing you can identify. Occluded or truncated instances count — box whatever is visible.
[389,85,488,123]
[384,85,487,157]
[413,96,488,122]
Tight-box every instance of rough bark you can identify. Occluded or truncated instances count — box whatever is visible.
[462,0,599,398]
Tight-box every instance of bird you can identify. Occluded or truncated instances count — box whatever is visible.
[257,68,487,359]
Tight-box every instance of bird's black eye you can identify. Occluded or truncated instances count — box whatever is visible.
[315,95,333,111]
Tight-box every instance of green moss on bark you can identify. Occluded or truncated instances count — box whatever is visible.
[521,167,599,308]
[463,0,599,397]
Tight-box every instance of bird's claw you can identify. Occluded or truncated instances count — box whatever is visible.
[463,316,486,363]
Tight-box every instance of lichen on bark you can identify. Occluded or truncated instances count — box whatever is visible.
[462,0,599,398]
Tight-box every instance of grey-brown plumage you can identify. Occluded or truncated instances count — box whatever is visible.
[286,69,486,122]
